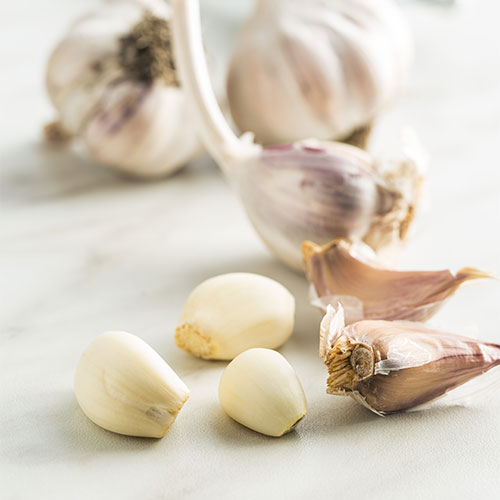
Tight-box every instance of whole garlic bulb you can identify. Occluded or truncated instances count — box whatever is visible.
[227,0,413,146]
[171,0,424,270]
[45,0,200,178]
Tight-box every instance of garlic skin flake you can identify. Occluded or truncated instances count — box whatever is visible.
[45,0,200,178]
[74,331,190,438]
[219,348,307,437]
[175,273,295,360]
[227,0,413,146]
[171,0,424,270]
[320,305,500,415]
[303,238,493,323]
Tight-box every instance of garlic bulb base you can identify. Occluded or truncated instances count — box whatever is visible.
[119,12,178,86]
[341,122,373,150]
[43,120,73,145]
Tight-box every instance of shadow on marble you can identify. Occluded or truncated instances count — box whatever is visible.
[304,394,478,437]
[207,400,302,447]
[0,141,220,207]
[0,390,163,466]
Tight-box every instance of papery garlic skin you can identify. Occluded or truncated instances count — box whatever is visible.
[175,273,295,360]
[235,138,423,269]
[45,0,200,177]
[74,331,190,437]
[320,305,500,415]
[219,348,307,437]
[227,0,413,145]
[303,238,493,323]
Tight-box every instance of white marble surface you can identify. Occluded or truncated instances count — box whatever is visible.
[1,1,500,499]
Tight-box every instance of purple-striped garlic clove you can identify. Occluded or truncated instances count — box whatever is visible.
[319,305,500,415]
[303,238,493,323]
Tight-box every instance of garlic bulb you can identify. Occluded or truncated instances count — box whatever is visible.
[303,238,493,323]
[226,0,413,146]
[175,273,295,360]
[219,348,307,437]
[320,305,500,415]
[74,331,190,437]
[171,0,424,270]
[45,0,200,178]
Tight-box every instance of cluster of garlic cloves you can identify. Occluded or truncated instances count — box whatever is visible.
[303,238,493,323]
[45,0,200,178]
[226,0,413,147]
[171,0,424,270]
[320,305,500,415]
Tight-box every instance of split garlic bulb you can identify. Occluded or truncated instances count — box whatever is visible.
[45,0,200,178]
[75,331,190,437]
[219,348,307,437]
[227,0,413,146]
[175,273,295,360]
[171,0,424,270]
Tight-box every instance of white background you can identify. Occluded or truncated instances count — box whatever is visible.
[1,1,500,499]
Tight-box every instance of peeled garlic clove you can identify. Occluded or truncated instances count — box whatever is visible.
[219,348,307,437]
[226,0,412,146]
[303,238,493,323]
[171,0,424,270]
[45,0,201,178]
[74,331,190,437]
[175,273,295,360]
[320,305,500,415]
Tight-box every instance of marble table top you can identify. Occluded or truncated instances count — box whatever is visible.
[1,1,499,499]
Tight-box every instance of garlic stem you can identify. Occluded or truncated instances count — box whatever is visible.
[171,0,259,171]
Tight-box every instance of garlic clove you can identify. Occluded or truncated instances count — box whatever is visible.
[226,0,413,146]
[218,348,307,437]
[303,238,494,323]
[74,331,190,438]
[320,305,500,415]
[171,0,425,270]
[175,273,295,360]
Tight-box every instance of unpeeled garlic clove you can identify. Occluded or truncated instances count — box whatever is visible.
[171,0,425,270]
[303,238,493,323]
[74,331,190,437]
[218,348,307,437]
[320,305,500,415]
[175,273,295,360]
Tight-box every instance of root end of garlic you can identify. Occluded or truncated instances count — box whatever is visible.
[175,321,216,359]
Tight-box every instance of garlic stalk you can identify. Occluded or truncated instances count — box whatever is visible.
[74,331,190,437]
[45,0,200,178]
[320,305,500,415]
[303,238,493,323]
[226,0,413,146]
[171,0,424,270]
